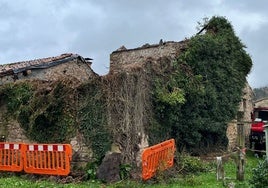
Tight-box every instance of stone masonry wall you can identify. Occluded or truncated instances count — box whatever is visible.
[0,58,95,168]
[110,41,186,73]
[108,41,187,165]
[0,105,30,143]
[112,41,254,153]
[254,98,268,108]
[0,104,92,168]
[227,82,254,151]
[0,59,95,85]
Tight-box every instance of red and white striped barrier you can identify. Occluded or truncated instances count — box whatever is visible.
[0,142,24,172]
[24,143,72,175]
[0,142,72,175]
[27,144,66,152]
[0,143,21,150]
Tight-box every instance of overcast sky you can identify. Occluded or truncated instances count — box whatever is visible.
[0,0,267,88]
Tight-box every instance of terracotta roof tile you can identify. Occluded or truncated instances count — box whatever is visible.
[0,53,78,77]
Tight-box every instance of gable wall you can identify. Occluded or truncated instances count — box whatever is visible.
[0,59,95,85]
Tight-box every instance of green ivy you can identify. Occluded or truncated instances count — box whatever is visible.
[1,79,111,155]
[150,16,252,153]
[0,82,33,115]
[155,86,186,106]
[0,81,75,143]
[78,78,111,160]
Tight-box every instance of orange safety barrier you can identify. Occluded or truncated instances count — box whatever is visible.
[0,142,24,172]
[142,139,175,180]
[23,144,72,176]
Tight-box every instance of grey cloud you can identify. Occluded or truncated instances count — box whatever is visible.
[0,0,267,88]
[241,23,268,88]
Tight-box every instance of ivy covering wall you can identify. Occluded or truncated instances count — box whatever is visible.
[0,81,76,143]
[0,16,253,161]
[0,79,111,160]
[151,16,252,153]
[77,78,111,159]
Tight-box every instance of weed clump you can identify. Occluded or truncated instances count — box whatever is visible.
[250,159,268,188]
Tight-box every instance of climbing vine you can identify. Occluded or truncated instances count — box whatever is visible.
[0,16,253,163]
[151,16,252,153]
[0,82,33,115]
[78,78,111,160]
[0,81,76,143]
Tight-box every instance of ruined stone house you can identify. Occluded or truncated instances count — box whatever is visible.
[0,53,96,86]
[108,41,188,165]
[0,39,254,176]
[0,53,97,166]
[0,41,188,175]
[110,41,254,154]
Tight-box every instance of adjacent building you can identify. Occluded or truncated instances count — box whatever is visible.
[0,53,97,85]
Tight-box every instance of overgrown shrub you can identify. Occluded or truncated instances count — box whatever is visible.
[176,153,211,175]
[148,153,212,185]
[249,159,268,188]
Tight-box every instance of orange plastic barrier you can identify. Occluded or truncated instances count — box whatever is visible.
[0,142,24,172]
[142,139,175,180]
[23,144,72,176]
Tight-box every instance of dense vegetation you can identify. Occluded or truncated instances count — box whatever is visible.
[0,81,76,143]
[250,159,268,187]
[77,78,111,159]
[0,78,111,160]
[151,16,252,153]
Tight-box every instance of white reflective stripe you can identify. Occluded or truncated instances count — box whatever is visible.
[38,145,43,151]
[13,144,19,150]
[48,145,53,151]
[4,144,9,149]
[29,145,34,151]
[58,145,63,152]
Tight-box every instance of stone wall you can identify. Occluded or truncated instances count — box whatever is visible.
[110,41,187,73]
[242,82,255,135]
[254,98,268,108]
[0,56,96,168]
[111,40,254,156]
[0,104,91,168]
[227,82,254,151]
[108,41,187,166]
[0,42,255,170]
[0,58,95,86]
[0,74,14,85]
[0,105,30,143]
[0,105,8,141]
[70,133,93,168]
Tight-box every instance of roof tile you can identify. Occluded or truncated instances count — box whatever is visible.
[0,53,76,77]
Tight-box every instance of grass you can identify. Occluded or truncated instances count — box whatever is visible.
[0,151,262,188]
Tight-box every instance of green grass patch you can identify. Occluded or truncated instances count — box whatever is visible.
[0,152,262,187]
